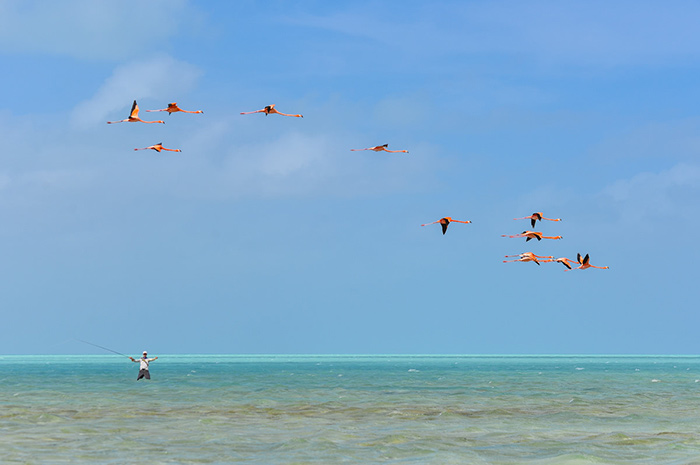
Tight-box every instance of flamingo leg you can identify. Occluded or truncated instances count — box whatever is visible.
[273,111,303,118]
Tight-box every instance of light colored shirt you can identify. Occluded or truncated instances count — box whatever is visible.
[139,357,156,370]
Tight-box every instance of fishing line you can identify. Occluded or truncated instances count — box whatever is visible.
[75,338,131,358]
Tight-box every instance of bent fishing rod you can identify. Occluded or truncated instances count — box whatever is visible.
[75,339,133,358]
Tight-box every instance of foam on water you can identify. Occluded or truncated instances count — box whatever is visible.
[2,355,700,464]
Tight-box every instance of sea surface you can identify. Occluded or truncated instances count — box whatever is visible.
[2,355,700,464]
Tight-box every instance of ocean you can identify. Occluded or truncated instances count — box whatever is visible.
[1,355,700,464]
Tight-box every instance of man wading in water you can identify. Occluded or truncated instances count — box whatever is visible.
[129,351,158,380]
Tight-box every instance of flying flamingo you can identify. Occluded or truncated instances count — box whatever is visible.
[146,102,203,115]
[514,212,562,228]
[503,256,542,265]
[107,100,165,124]
[504,252,554,260]
[574,253,609,270]
[134,143,181,153]
[350,144,408,153]
[421,217,471,235]
[541,257,578,270]
[240,104,303,118]
[501,231,563,241]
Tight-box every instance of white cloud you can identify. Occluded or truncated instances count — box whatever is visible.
[0,0,196,60]
[600,162,700,231]
[590,118,700,163]
[71,55,202,129]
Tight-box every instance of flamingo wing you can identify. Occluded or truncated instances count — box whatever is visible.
[441,223,448,235]
[130,100,139,118]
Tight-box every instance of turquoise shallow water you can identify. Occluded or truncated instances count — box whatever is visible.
[2,355,700,464]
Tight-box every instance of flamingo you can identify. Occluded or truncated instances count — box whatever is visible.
[421,217,471,235]
[240,104,303,118]
[134,143,181,153]
[350,144,408,153]
[503,256,542,265]
[514,212,562,228]
[146,102,203,115]
[541,257,578,270]
[107,100,165,124]
[504,252,554,260]
[574,253,609,270]
[501,231,563,241]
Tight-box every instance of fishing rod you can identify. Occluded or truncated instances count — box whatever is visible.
[75,339,132,358]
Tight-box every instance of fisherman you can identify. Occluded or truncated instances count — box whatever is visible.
[129,351,158,380]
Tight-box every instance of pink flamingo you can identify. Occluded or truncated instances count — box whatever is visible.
[503,256,542,265]
[501,231,563,242]
[107,101,165,124]
[514,212,562,228]
[240,104,303,118]
[504,252,554,260]
[574,253,609,270]
[146,102,203,115]
[134,143,181,153]
[541,257,578,270]
[351,144,408,153]
[421,217,471,235]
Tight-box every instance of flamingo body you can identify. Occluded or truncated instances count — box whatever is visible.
[504,252,554,260]
[501,231,563,241]
[107,100,165,124]
[240,104,303,118]
[575,253,609,270]
[514,212,562,228]
[350,144,408,153]
[541,257,577,270]
[134,143,181,153]
[146,102,203,115]
[503,256,541,265]
[421,217,471,235]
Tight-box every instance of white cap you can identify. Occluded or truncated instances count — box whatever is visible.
[143,351,147,354]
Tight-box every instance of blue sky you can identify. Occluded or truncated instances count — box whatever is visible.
[1,0,699,355]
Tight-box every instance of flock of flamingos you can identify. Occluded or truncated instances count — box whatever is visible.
[107,100,609,272]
